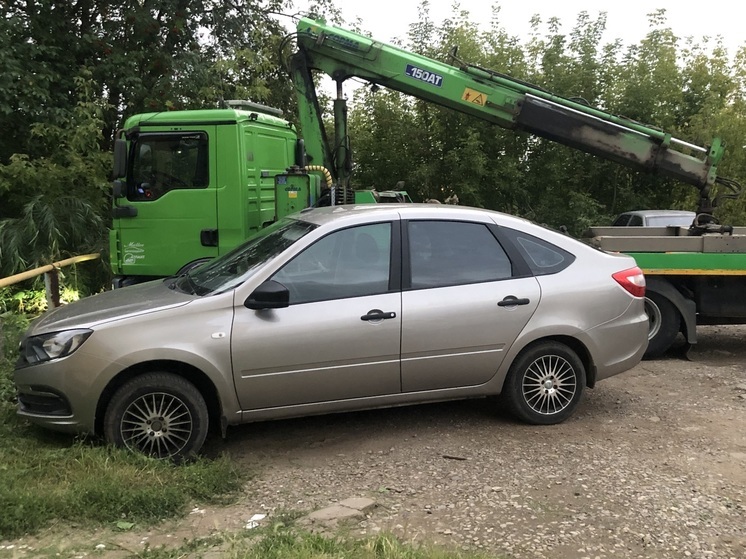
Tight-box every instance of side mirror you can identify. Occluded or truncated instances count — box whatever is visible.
[113,138,128,179]
[244,280,290,310]
[112,179,126,199]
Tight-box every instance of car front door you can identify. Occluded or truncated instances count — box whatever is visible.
[231,221,402,410]
[400,219,541,392]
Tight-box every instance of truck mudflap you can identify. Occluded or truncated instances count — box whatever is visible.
[645,276,697,347]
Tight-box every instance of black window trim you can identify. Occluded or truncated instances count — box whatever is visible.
[487,224,533,278]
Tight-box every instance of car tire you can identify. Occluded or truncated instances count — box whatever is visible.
[502,341,586,425]
[643,291,680,359]
[104,372,209,461]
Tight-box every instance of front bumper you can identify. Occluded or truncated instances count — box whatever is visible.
[14,352,107,435]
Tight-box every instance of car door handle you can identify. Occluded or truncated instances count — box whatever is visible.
[361,309,397,321]
[498,296,530,307]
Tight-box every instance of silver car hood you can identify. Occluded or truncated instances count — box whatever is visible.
[29,280,194,335]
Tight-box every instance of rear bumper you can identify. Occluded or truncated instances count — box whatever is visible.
[588,304,649,382]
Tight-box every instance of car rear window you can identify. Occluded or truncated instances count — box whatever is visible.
[501,227,575,275]
[645,215,694,227]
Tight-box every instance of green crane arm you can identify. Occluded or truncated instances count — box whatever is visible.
[291,17,740,212]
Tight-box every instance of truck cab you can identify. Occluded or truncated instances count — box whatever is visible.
[110,106,298,287]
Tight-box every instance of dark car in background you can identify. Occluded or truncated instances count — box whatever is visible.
[612,210,696,228]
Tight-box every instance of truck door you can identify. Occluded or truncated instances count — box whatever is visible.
[113,129,218,278]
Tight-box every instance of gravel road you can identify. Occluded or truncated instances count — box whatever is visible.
[205,325,746,558]
[6,326,746,558]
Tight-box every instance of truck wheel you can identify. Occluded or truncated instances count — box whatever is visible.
[644,292,680,359]
[104,373,209,461]
[501,341,586,425]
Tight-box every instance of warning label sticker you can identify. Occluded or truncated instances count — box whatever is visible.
[462,87,487,106]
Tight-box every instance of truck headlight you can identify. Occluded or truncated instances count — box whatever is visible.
[21,329,93,365]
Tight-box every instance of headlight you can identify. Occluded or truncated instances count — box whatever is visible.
[20,329,93,366]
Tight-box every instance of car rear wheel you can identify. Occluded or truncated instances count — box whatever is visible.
[502,341,585,425]
[104,372,209,461]
[643,291,680,359]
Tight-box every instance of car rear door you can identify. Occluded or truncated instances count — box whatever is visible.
[400,219,541,392]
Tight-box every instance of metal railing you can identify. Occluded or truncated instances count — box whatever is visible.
[0,254,100,308]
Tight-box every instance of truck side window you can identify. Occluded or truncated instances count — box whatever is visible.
[128,132,209,201]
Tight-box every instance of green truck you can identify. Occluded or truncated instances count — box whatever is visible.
[111,17,745,358]
[109,99,411,287]
[110,102,297,287]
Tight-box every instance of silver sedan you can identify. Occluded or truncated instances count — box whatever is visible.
[14,205,648,460]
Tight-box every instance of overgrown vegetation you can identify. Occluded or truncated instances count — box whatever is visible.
[120,528,500,559]
[0,301,243,541]
[0,422,242,539]
[240,530,498,559]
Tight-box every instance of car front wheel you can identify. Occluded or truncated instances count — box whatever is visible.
[104,372,209,461]
[502,341,586,425]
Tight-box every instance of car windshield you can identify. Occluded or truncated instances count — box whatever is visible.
[175,218,317,295]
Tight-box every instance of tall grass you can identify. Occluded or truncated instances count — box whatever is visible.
[139,529,501,559]
[0,304,243,541]
[244,531,493,559]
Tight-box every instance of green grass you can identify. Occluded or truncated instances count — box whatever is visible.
[241,530,495,559]
[0,406,244,539]
[0,313,244,540]
[1,311,499,559]
[125,528,500,559]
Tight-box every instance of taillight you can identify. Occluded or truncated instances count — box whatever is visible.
[612,266,646,297]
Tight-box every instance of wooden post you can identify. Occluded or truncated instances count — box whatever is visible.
[45,268,61,308]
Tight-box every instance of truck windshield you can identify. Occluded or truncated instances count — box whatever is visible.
[175,218,317,295]
[128,132,209,201]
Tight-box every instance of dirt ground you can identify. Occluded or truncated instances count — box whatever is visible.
[3,326,746,558]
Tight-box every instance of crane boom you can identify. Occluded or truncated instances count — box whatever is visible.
[290,17,740,213]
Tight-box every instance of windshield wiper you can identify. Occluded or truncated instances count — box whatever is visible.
[171,270,203,295]
[183,269,203,295]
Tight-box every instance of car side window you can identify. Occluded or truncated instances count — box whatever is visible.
[272,222,392,304]
[500,227,575,276]
[612,214,631,226]
[628,214,643,226]
[408,221,512,289]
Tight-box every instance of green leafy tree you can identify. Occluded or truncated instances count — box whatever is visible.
[0,0,304,290]
[0,75,109,286]
[347,2,746,232]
